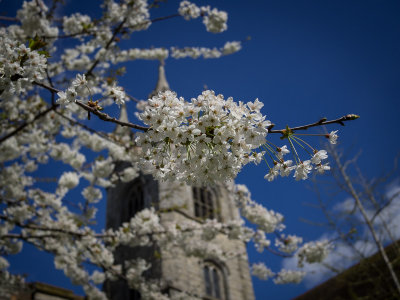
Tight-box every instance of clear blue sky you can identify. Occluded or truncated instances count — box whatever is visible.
[2,0,400,299]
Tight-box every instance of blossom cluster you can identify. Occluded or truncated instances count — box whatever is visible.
[264,146,331,182]
[0,36,47,97]
[136,90,269,184]
[235,185,284,233]
[115,41,242,62]
[171,41,242,59]
[296,240,331,267]
[57,74,87,106]
[16,0,59,38]
[274,269,306,284]
[251,262,274,280]
[275,234,303,253]
[57,73,127,107]
[116,48,169,62]
[63,13,92,36]
[103,0,150,31]
[178,1,228,33]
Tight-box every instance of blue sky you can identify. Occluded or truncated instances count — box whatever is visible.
[2,0,400,299]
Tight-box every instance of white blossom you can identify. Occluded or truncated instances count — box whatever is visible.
[274,269,306,284]
[82,187,102,203]
[178,1,201,20]
[136,90,270,184]
[63,13,92,36]
[91,270,106,285]
[72,73,87,88]
[115,48,169,62]
[58,172,80,189]
[251,262,275,280]
[294,160,312,181]
[311,150,328,165]
[275,234,303,254]
[221,41,242,55]
[171,42,241,60]
[92,158,114,178]
[202,7,228,33]
[57,88,77,106]
[329,130,339,144]
[104,85,127,105]
[315,162,330,174]
[297,240,330,267]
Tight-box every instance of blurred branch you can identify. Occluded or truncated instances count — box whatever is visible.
[328,143,400,295]
[0,104,58,144]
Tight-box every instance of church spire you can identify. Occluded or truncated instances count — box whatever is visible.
[113,102,132,139]
[148,60,170,99]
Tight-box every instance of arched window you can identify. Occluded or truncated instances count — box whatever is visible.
[122,183,144,223]
[193,187,219,220]
[203,262,226,299]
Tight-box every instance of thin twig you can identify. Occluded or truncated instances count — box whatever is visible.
[0,16,19,22]
[45,68,55,105]
[75,101,148,131]
[371,190,400,223]
[268,115,359,135]
[127,93,141,103]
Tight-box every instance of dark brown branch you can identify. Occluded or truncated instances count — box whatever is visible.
[145,13,180,25]
[32,81,149,131]
[75,101,148,131]
[45,68,56,105]
[265,246,292,258]
[0,16,19,22]
[268,114,359,134]
[33,80,60,94]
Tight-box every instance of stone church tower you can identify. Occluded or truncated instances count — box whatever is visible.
[104,61,255,300]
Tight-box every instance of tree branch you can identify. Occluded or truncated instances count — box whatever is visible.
[268,114,359,134]
[75,100,148,131]
[0,16,19,22]
[32,81,149,131]
[329,143,400,295]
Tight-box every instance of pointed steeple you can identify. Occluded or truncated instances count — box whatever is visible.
[113,102,132,139]
[148,60,170,99]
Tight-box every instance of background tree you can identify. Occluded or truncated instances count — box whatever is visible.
[287,143,400,298]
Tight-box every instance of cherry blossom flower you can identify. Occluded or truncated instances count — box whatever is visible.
[329,130,339,144]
